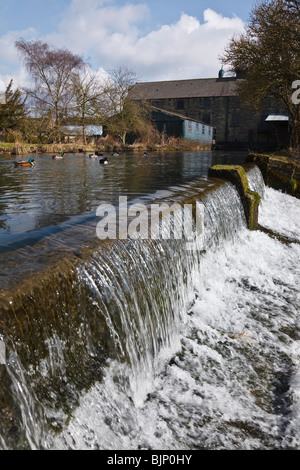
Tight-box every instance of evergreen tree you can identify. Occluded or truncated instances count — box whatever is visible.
[0,80,27,137]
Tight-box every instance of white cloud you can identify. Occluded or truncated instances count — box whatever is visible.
[0,27,37,91]
[0,27,36,64]
[203,8,244,30]
[47,0,150,54]
[124,11,244,80]
[0,66,34,93]
[0,79,6,92]
[0,1,246,87]
[47,3,245,81]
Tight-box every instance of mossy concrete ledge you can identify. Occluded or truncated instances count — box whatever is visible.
[208,164,261,230]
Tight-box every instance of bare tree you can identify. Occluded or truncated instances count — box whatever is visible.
[101,66,150,144]
[70,67,104,145]
[102,66,137,114]
[15,39,85,142]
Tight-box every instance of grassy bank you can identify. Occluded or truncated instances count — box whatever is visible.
[0,138,212,156]
[0,143,15,151]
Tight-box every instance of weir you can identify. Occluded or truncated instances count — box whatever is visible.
[208,164,261,230]
[2,163,298,450]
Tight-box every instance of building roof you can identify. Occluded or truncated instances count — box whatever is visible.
[151,106,214,127]
[265,114,289,122]
[130,77,239,100]
[60,125,103,136]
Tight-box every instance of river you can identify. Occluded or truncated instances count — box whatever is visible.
[0,150,299,450]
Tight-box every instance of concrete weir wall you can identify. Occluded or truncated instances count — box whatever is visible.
[0,171,261,446]
[208,164,261,230]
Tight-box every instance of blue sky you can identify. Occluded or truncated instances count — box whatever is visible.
[0,0,257,89]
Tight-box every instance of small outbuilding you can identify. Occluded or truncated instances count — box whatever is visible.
[265,114,290,148]
[60,125,103,144]
[150,106,215,145]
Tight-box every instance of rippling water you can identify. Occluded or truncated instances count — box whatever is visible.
[0,151,246,254]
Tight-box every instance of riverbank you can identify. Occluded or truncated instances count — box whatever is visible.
[0,139,212,156]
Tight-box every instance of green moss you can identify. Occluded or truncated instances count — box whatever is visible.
[208,165,261,230]
[243,191,260,230]
[288,178,297,194]
[248,189,261,205]
[208,165,251,199]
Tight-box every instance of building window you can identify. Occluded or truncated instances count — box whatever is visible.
[231,115,240,127]
[202,125,205,134]
[176,99,185,110]
[208,127,211,135]
[231,98,239,109]
[202,113,211,124]
[188,122,192,133]
[202,97,211,109]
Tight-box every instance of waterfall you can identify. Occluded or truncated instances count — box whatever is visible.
[0,178,246,449]
[202,182,246,250]
[1,166,300,450]
[76,181,246,406]
[246,164,266,198]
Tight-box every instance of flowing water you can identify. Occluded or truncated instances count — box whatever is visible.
[0,150,244,255]
[0,152,299,450]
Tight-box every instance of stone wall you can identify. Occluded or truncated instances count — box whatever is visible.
[149,96,288,149]
[247,153,300,198]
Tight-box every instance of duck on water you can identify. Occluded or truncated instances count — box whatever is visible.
[52,152,64,159]
[13,158,35,167]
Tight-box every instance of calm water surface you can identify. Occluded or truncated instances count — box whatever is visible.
[0,150,246,254]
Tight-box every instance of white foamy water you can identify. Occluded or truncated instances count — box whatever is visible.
[259,187,300,241]
[47,187,300,450]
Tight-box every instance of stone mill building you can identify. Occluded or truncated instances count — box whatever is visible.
[130,73,289,150]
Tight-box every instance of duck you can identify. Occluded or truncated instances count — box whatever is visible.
[99,156,108,165]
[52,152,64,159]
[143,152,147,157]
[112,152,119,157]
[14,158,35,167]
[89,153,97,158]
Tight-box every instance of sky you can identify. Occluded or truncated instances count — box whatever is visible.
[0,0,257,91]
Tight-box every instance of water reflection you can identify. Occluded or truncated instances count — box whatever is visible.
[0,151,246,253]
